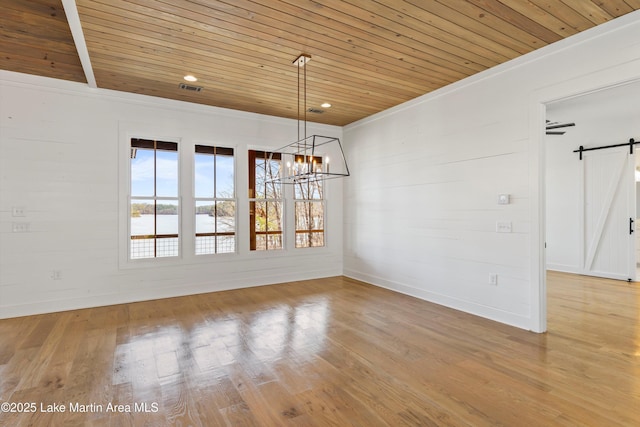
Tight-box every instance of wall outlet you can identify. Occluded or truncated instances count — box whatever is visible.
[489,273,498,285]
[12,222,30,233]
[51,270,62,280]
[496,221,512,233]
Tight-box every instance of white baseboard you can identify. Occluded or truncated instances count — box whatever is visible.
[0,268,342,319]
[545,263,580,274]
[343,268,533,331]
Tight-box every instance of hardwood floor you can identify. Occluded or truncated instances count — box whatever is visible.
[0,272,638,426]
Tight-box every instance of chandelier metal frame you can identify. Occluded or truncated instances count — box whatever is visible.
[267,54,350,184]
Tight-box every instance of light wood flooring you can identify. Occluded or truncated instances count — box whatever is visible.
[0,272,638,426]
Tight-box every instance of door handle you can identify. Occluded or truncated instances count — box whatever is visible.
[630,218,634,235]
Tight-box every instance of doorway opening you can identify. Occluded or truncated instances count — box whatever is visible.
[545,81,640,284]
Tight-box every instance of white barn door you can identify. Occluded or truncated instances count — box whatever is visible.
[581,146,636,281]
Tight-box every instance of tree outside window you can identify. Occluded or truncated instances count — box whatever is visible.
[294,156,325,248]
[249,150,283,250]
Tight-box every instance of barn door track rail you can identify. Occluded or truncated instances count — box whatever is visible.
[574,138,639,160]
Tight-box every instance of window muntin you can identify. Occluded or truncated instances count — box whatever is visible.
[194,145,236,254]
[293,156,325,248]
[130,139,179,259]
[249,150,283,251]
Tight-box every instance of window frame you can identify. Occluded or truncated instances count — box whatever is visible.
[248,150,285,251]
[119,129,335,269]
[128,138,181,260]
[194,144,237,255]
[293,155,326,249]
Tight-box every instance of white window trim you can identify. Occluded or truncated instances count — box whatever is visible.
[119,131,183,269]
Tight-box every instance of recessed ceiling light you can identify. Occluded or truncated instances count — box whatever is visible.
[184,75,198,82]
[321,102,332,108]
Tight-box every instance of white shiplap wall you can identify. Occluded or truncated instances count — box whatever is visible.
[0,74,343,319]
[3,12,640,329]
[343,11,640,331]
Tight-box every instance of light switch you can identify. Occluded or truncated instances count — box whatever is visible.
[12,222,30,232]
[12,206,26,217]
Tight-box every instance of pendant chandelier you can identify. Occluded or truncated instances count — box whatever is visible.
[267,54,350,184]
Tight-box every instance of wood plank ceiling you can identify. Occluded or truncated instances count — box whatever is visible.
[3,0,639,126]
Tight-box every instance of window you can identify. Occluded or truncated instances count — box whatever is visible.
[294,156,325,248]
[194,145,236,254]
[249,150,283,250]
[130,138,179,259]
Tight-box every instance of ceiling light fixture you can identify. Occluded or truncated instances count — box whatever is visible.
[321,102,332,108]
[183,75,198,82]
[267,54,349,184]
